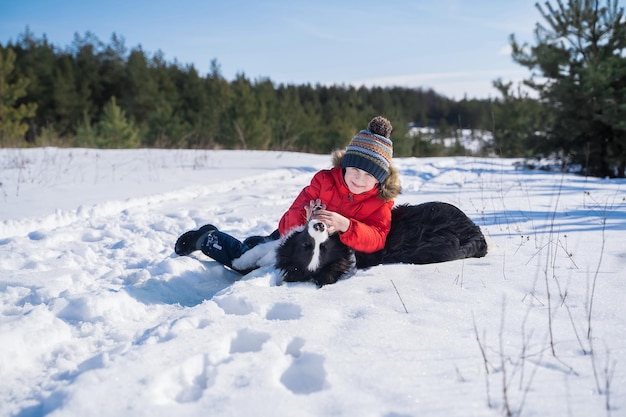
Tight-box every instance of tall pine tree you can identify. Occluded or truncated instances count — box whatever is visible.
[0,47,37,145]
[510,0,626,177]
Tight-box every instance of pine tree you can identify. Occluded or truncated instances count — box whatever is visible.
[96,96,139,148]
[228,74,271,149]
[52,53,83,136]
[0,47,37,146]
[491,79,551,157]
[122,47,159,128]
[510,0,626,177]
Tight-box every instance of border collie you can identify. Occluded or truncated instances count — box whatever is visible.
[275,202,488,287]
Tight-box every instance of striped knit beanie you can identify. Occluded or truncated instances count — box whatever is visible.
[342,116,393,184]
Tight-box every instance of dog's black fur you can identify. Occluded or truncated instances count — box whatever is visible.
[275,220,356,287]
[276,202,488,287]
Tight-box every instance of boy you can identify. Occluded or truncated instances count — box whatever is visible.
[174,116,401,273]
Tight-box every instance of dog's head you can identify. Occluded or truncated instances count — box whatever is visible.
[275,220,355,287]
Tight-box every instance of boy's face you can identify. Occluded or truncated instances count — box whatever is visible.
[344,167,378,194]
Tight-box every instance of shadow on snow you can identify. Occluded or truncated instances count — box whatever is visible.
[125,261,239,307]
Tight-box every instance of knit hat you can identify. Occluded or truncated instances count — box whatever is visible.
[342,116,393,184]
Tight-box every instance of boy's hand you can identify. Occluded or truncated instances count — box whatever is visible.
[311,209,350,235]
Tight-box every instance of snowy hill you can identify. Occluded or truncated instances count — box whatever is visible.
[1,147,625,417]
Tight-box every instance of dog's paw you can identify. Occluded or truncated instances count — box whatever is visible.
[304,198,326,220]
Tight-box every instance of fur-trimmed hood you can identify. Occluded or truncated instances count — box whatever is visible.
[331,149,401,201]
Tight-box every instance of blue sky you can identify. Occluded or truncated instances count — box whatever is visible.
[0,0,542,99]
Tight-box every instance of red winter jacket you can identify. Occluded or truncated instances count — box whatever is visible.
[278,164,398,253]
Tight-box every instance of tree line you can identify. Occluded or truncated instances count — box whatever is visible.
[0,29,496,158]
[1,0,625,177]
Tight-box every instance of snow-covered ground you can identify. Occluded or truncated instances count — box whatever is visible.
[1,147,625,417]
[407,127,492,154]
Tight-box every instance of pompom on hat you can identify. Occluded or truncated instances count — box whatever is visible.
[342,116,393,184]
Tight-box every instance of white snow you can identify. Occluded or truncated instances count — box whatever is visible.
[1,147,625,417]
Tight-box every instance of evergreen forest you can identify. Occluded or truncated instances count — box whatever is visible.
[1,0,625,177]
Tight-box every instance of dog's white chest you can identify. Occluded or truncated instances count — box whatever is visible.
[306,221,329,271]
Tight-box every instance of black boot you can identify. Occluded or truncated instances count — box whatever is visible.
[174,224,217,256]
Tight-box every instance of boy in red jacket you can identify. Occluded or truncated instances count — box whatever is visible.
[174,116,401,273]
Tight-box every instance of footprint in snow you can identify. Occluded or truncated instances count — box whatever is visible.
[151,354,215,405]
[214,295,255,316]
[280,337,328,394]
[135,316,212,345]
[229,328,271,354]
[28,231,47,241]
[81,229,104,242]
[265,302,302,320]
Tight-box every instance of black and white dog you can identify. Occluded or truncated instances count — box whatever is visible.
[276,202,488,287]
